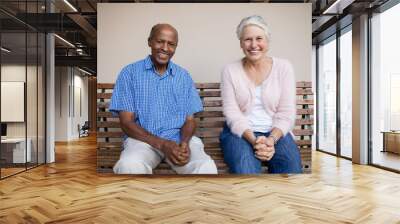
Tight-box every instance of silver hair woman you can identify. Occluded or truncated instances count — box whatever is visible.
[219,15,302,174]
[236,15,271,41]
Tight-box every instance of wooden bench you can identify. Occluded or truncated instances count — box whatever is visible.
[97,82,313,174]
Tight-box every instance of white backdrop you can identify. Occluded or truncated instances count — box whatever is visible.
[98,3,311,83]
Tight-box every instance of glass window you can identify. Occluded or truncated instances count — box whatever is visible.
[371,3,400,171]
[340,29,352,158]
[27,31,38,169]
[1,31,28,178]
[318,36,337,154]
[0,1,46,179]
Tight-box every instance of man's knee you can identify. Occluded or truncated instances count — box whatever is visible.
[189,136,204,149]
[113,159,153,174]
[195,157,218,174]
[173,153,218,174]
[186,137,218,174]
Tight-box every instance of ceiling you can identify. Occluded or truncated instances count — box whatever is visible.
[0,0,391,75]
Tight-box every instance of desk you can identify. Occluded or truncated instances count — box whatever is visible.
[1,138,31,163]
[382,131,400,154]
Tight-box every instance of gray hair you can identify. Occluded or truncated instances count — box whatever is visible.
[236,15,271,41]
[148,23,178,42]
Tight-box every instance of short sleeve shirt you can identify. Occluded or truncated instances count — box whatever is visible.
[109,56,203,143]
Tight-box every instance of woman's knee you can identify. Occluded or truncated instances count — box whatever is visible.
[220,126,262,174]
[221,138,262,173]
[229,155,262,174]
[269,134,302,173]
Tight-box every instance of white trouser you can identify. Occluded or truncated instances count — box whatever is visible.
[113,136,218,174]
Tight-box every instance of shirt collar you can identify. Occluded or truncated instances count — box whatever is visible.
[144,55,176,76]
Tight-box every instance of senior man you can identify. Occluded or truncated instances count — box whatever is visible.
[109,23,217,174]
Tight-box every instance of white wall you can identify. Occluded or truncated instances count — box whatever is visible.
[1,65,37,138]
[72,73,89,138]
[98,3,312,83]
[55,67,69,141]
[55,67,89,141]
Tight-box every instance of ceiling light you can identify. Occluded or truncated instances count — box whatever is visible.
[63,0,78,12]
[1,47,11,53]
[322,0,354,15]
[78,67,92,76]
[54,34,75,48]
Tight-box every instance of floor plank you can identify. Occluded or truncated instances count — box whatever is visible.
[0,135,400,223]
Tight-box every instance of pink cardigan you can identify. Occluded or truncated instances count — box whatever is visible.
[221,57,296,137]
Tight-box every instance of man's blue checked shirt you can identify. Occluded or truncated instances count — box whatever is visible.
[109,56,203,143]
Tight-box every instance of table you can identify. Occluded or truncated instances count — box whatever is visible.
[1,138,32,163]
[381,131,400,154]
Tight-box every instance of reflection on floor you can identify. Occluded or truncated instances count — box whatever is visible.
[0,167,25,177]
[0,161,44,178]
[373,150,400,171]
[340,147,352,159]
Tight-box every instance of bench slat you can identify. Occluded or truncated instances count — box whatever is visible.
[297,108,314,115]
[97,90,313,100]
[203,141,220,148]
[202,100,222,107]
[97,119,312,129]
[199,91,221,97]
[97,83,313,100]
[198,121,225,128]
[196,129,222,138]
[296,140,312,146]
[97,120,226,128]
[97,83,115,89]
[292,129,313,136]
[300,148,312,160]
[295,119,313,125]
[98,100,224,109]
[98,140,312,149]
[196,83,220,89]
[97,121,120,128]
[97,93,113,99]
[98,128,313,139]
[195,111,224,118]
[296,89,313,95]
[98,110,313,118]
[297,99,314,105]
[296,81,312,88]
[195,82,312,89]
[97,104,314,114]
[97,102,109,109]
[97,111,116,118]
[98,132,124,138]
[98,82,311,90]
[98,142,122,148]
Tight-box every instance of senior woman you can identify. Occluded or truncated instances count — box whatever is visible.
[220,15,302,174]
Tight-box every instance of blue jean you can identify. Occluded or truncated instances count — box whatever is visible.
[220,124,303,174]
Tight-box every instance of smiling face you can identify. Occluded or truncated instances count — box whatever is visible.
[148,25,178,72]
[240,25,269,63]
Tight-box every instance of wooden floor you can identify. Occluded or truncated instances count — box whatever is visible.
[1,136,400,223]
